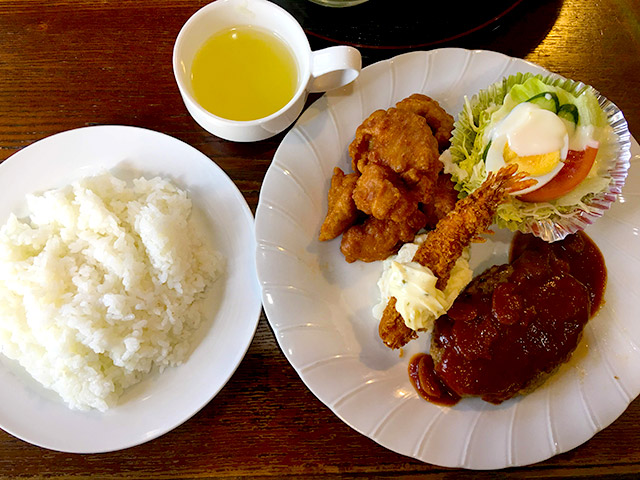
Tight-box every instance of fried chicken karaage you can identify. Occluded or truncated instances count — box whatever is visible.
[423,172,459,228]
[349,107,441,189]
[319,167,359,242]
[395,93,455,152]
[340,209,427,263]
[352,164,421,223]
[319,94,458,263]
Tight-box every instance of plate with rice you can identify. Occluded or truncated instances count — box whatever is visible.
[0,125,261,453]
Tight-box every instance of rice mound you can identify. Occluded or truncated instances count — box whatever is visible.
[0,172,223,411]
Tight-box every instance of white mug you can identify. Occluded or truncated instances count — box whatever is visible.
[173,0,362,142]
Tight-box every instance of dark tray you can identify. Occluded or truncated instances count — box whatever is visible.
[271,0,525,50]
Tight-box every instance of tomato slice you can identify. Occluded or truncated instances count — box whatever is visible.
[517,146,598,203]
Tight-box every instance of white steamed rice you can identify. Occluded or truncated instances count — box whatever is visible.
[0,171,223,411]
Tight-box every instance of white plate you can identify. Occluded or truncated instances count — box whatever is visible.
[0,125,262,453]
[255,49,640,469]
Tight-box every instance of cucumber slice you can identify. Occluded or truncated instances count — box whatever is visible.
[526,92,560,113]
[558,103,579,126]
[482,140,492,161]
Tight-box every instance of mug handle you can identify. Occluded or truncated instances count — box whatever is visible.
[308,46,361,93]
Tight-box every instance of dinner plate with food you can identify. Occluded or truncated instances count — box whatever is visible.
[255,48,639,469]
[0,125,262,453]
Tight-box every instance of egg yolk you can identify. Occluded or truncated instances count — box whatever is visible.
[503,142,561,176]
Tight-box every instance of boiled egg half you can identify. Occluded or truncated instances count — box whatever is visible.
[485,102,569,195]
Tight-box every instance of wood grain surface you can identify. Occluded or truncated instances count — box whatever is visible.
[1,0,639,478]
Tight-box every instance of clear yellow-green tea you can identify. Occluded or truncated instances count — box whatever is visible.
[190,26,298,121]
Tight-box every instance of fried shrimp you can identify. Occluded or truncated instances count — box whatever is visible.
[378,164,536,349]
[378,297,418,349]
[413,165,535,288]
[396,94,454,152]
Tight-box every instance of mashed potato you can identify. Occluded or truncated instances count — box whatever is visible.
[0,172,223,411]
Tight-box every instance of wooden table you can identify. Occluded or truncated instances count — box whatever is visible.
[1,0,639,478]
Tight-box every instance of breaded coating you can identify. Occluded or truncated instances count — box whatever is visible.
[395,93,455,152]
[340,210,427,263]
[319,167,359,241]
[352,164,421,223]
[349,108,441,189]
[378,297,417,349]
[378,165,536,349]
